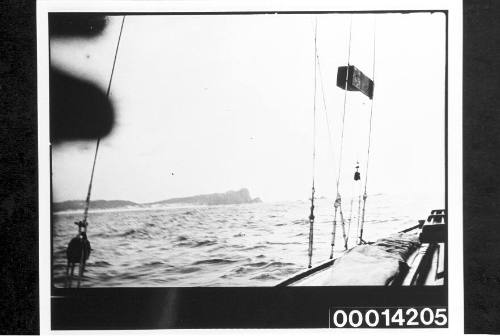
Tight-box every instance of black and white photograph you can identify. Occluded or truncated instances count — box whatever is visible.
[38,3,459,330]
[50,11,446,288]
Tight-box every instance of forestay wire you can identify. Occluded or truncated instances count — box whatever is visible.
[75,16,127,288]
[82,16,126,225]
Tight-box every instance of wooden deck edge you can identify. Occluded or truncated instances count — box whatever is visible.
[275,258,335,287]
[276,223,422,287]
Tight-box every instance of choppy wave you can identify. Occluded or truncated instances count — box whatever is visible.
[52,195,439,287]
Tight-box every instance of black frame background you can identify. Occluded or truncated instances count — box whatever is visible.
[1,0,500,333]
[48,10,448,330]
[463,0,500,333]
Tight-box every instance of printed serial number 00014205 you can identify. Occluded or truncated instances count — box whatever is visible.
[330,307,448,328]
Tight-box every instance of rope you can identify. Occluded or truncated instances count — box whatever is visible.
[317,41,351,251]
[355,174,363,243]
[347,162,367,249]
[346,183,354,246]
[358,16,377,245]
[340,201,348,250]
[317,33,352,254]
[330,15,353,259]
[329,203,338,259]
[307,18,318,268]
[316,54,336,161]
[74,16,127,288]
[307,186,315,268]
[336,15,353,191]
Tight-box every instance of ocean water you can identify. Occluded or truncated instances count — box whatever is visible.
[52,193,442,287]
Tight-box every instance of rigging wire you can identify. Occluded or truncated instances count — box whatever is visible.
[355,171,363,242]
[345,170,357,249]
[348,160,362,249]
[316,54,336,162]
[358,16,377,245]
[316,23,351,252]
[336,15,354,191]
[82,15,126,224]
[74,16,127,288]
[330,15,353,259]
[349,76,365,247]
[317,39,346,245]
[307,17,318,268]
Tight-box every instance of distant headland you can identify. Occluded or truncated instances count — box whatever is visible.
[53,188,262,212]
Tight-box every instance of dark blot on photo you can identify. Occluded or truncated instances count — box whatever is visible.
[50,67,114,142]
[50,14,108,38]
[49,14,115,142]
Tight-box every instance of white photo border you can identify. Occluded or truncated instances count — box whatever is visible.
[37,0,463,334]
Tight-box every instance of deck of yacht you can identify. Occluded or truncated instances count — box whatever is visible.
[277,210,445,287]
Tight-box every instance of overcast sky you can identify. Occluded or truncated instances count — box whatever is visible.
[50,12,446,204]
